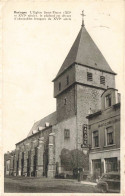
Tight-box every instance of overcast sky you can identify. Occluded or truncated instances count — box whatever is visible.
[2,0,124,153]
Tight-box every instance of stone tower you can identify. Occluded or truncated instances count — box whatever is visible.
[52,23,116,172]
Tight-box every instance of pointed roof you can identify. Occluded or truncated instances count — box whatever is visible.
[27,111,57,137]
[54,26,116,80]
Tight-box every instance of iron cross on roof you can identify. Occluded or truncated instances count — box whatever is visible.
[81,10,86,27]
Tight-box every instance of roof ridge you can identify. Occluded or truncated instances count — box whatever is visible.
[54,26,115,81]
[55,28,82,78]
[75,27,83,64]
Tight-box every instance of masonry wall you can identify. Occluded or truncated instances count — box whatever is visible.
[88,104,120,175]
[13,127,52,177]
[88,106,120,152]
[76,84,104,149]
[75,64,115,89]
[17,127,52,148]
[52,116,77,172]
[56,85,76,122]
[54,65,75,98]
[75,64,116,149]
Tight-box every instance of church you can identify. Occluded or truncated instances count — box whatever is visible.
[4,16,120,178]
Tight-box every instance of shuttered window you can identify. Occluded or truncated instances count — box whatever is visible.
[100,76,105,84]
[64,129,70,139]
[87,72,93,81]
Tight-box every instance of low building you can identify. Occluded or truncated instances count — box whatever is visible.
[87,88,120,177]
[4,151,15,176]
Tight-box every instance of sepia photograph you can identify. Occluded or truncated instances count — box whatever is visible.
[1,0,124,195]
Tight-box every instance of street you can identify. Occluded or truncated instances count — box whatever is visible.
[4,176,97,193]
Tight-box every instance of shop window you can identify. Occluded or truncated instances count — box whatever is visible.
[105,158,118,172]
[105,94,112,108]
[87,72,93,81]
[93,130,99,147]
[66,75,69,85]
[64,129,70,139]
[106,126,114,145]
[100,76,105,85]
[59,82,61,91]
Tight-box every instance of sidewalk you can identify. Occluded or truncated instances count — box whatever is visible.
[81,181,97,186]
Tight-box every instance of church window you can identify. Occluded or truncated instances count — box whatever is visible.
[64,129,70,139]
[87,72,93,81]
[93,130,99,147]
[106,126,114,145]
[66,75,69,85]
[105,94,112,108]
[59,82,61,91]
[100,76,105,85]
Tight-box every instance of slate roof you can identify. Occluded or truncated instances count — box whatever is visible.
[54,26,115,80]
[27,111,57,137]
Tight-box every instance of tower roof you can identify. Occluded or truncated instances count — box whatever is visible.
[54,26,116,80]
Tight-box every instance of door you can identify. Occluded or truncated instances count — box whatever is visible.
[92,159,101,178]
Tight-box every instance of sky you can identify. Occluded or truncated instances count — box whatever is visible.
[2,0,124,153]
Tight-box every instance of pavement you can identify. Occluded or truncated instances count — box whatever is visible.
[81,181,97,186]
[4,176,98,193]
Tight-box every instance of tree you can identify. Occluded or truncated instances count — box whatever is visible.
[60,148,89,171]
[60,148,72,171]
[70,149,89,170]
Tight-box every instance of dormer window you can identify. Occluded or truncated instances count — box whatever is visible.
[59,82,61,91]
[105,94,112,108]
[87,72,93,81]
[66,75,69,85]
[100,76,105,85]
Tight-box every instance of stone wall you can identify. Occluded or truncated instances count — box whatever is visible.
[75,64,115,89]
[88,104,120,152]
[5,126,52,177]
[76,84,104,149]
[52,116,77,173]
[56,85,76,122]
[54,65,75,98]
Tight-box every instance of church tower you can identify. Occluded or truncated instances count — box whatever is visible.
[52,13,116,169]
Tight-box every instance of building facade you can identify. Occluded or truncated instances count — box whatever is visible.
[87,88,120,177]
[4,22,119,178]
